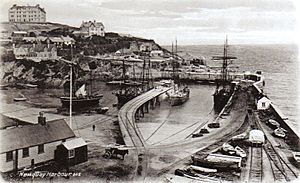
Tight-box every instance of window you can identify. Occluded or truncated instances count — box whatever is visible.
[68,149,75,158]
[262,102,266,108]
[38,145,44,154]
[22,148,29,158]
[6,151,13,162]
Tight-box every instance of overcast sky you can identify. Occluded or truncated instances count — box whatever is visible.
[0,0,299,45]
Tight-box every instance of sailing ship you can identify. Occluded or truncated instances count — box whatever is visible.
[60,48,103,110]
[115,53,151,108]
[212,37,237,112]
[168,40,190,106]
[60,84,103,109]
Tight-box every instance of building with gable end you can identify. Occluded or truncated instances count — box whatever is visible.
[79,20,105,37]
[0,115,74,172]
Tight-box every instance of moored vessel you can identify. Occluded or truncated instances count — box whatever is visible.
[212,37,237,112]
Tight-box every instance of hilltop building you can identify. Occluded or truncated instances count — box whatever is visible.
[76,20,105,37]
[8,4,46,23]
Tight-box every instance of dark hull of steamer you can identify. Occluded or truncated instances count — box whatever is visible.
[213,84,234,112]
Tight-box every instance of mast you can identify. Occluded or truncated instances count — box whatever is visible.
[171,42,175,83]
[69,44,73,129]
[212,36,237,84]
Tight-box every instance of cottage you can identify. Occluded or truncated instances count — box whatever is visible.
[80,20,105,37]
[0,115,77,172]
[139,42,153,52]
[257,96,271,110]
[13,43,58,61]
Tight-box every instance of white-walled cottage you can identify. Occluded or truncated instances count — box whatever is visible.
[257,96,271,110]
[0,116,75,172]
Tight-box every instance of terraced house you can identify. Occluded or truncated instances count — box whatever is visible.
[13,42,57,62]
[9,4,46,23]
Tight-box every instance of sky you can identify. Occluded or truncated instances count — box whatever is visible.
[0,0,299,45]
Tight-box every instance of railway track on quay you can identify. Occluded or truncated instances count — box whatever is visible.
[118,87,171,180]
[249,146,263,183]
[248,110,298,182]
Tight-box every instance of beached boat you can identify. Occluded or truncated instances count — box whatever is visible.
[13,97,27,102]
[60,84,103,109]
[234,146,247,158]
[273,128,286,138]
[96,107,109,114]
[222,142,235,155]
[267,119,280,128]
[232,132,247,141]
[292,152,300,163]
[190,165,217,173]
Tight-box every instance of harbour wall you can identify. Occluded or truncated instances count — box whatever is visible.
[252,74,300,141]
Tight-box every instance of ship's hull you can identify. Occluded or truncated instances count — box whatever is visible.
[116,93,138,108]
[60,95,103,109]
[170,91,190,106]
[213,84,234,112]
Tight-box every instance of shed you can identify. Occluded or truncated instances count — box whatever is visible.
[257,96,271,110]
[54,137,87,167]
[249,129,265,145]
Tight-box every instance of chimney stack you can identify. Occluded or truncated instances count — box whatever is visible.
[38,112,46,125]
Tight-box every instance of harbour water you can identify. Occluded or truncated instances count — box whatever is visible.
[164,44,299,129]
[137,84,216,145]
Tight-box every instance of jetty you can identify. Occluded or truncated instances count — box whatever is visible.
[118,87,171,147]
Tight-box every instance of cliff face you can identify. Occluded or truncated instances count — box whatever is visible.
[1,59,72,87]
[1,29,162,87]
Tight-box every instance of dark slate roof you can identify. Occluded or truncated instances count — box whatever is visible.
[0,115,17,130]
[15,44,56,52]
[0,119,75,153]
[81,21,104,28]
[10,4,46,13]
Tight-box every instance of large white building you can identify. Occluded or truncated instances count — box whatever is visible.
[8,4,46,23]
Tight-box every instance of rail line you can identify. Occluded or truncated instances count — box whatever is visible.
[249,146,263,183]
[249,110,298,182]
[118,87,171,179]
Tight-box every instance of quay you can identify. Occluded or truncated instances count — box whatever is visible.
[118,87,171,147]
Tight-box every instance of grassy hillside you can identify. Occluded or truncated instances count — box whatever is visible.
[0,21,78,33]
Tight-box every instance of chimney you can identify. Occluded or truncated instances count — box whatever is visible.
[38,112,46,125]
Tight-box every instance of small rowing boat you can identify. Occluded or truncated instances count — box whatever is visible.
[222,142,235,155]
[273,128,286,138]
[190,165,217,173]
[14,97,27,102]
[235,146,247,158]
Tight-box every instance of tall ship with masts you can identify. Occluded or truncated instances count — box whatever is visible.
[115,51,153,108]
[167,39,190,106]
[60,48,103,110]
[212,37,237,112]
